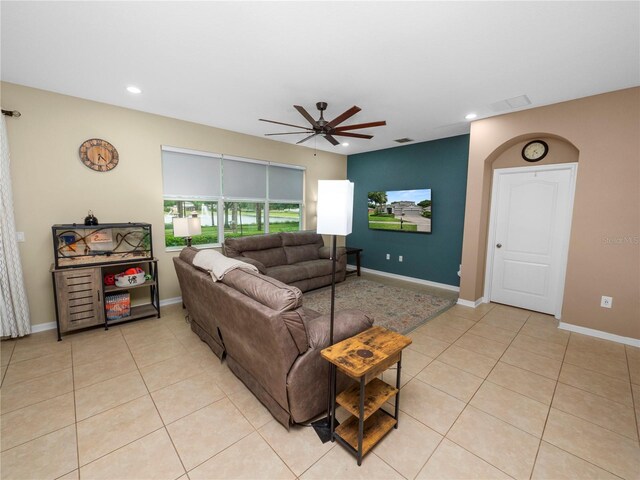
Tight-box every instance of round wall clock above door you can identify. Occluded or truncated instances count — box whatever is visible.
[521,140,549,162]
[79,138,119,172]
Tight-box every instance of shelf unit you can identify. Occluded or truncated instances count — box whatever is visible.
[321,326,412,465]
[50,222,160,340]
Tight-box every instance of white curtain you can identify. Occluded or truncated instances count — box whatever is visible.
[0,115,30,337]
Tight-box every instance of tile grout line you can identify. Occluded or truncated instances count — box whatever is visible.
[408,307,518,479]
[123,324,189,478]
[626,346,640,440]
[527,328,569,479]
[71,339,81,479]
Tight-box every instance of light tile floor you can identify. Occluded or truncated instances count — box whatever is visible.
[1,275,639,479]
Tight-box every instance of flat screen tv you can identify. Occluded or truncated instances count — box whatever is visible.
[368,189,432,233]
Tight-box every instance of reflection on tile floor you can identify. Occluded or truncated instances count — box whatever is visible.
[1,273,639,479]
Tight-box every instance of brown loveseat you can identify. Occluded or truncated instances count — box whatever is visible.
[173,247,373,427]
[223,231,347,292]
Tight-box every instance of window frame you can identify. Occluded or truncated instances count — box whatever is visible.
[161,146,305,250]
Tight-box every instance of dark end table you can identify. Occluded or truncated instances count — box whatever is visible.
[345,247,362,276]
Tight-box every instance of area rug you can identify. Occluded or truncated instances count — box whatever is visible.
[302,276,456,334]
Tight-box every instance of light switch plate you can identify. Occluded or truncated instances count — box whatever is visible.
[16,232,25,242]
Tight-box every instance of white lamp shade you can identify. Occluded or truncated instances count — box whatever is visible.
[317,180,354,236]
[173,217,202,237]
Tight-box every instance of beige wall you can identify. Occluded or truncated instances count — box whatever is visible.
[460,87,640,339]
[1,82,347,328]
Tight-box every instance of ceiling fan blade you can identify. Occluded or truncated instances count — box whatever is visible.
[326,106,361,128]
[264,131,314,136]
[294,105,320,127]
[296,133,318,144]
[331,131,373,139]
[334,120,387,131]
[323,134,340,146]
[259,118,311,130]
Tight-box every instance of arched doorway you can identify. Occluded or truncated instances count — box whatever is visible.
[483,135,579,318]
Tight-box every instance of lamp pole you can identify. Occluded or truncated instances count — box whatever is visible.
[312,180,354,443]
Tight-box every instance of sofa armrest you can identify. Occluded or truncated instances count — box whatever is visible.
[306,309,374,350]
[230,255,267,274]
[318,246,347,261]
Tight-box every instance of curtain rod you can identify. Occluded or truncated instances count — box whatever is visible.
[2,109,21,117]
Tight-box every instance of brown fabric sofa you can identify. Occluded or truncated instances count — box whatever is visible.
[173,247,373,427]
[223,231,347,292]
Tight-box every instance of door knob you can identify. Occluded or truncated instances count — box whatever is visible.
[496,243,502,248]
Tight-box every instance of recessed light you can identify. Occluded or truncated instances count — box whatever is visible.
[341,142,349,147]
[465,113,477,120]
[126,86,142,94]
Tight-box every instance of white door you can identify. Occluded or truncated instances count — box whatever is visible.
[487,165,577,316]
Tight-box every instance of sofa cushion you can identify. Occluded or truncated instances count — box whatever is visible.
[280,231,323,247]
[230,255,267,274]
[225,233,282,256]
[298,259,334,278]
[264,264,310,285]
[284,244,320,265]
[221,268,302,311]
[242,247,287,268]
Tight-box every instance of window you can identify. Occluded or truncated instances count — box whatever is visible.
[223,202,266,239]
[164,200,218,246]
[269,203,301,233]
[161,146,304,248]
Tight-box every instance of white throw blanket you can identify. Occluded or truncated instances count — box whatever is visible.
[193,249,258,282]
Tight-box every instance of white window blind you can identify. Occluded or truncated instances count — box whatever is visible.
[222,157,267,200]
[269,165,304,201]
[162,149,221,199]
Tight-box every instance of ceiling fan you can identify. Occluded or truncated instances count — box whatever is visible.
[260,102,386,146]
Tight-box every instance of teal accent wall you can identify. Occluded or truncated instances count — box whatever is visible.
[346,134,469,287]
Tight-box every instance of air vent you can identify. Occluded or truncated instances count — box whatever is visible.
[394,138,414,143]
[490,95,531,112]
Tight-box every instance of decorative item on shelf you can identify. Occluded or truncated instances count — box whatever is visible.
[105,293,131,320]
[115,267,145,287]
[312,179,355,443]
[103,274,115,286]
[84,210,99,226]
[173,215,201,247]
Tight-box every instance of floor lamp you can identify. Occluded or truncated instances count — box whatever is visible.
[312,180,354,443]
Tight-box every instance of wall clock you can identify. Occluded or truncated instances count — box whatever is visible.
[79,138,119,172]
[521,140,549,162]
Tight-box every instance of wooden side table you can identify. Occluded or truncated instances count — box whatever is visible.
[321,326,412,465]
[345,247,362,276]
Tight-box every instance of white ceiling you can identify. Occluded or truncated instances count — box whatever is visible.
[1,1,639,155]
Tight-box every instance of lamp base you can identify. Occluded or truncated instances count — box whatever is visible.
[311,416,339,443]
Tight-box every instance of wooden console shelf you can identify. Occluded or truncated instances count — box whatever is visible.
[336,378,398,420]
[321,326,411,465]
[335,410,397,457]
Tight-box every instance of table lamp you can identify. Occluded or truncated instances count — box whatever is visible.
[173,216,202,247]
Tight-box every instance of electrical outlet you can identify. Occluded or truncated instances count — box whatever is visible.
[399,255,403,262]
[600,296,613,308]
[16,232,25,242]
[385,253,390,260]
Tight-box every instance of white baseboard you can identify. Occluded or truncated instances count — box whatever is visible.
[357,267,460,292]
[160,297,183,307]
[558,322,640,347]
[456,297,485,308]
[31,321,57,333]
[30,298,183,333]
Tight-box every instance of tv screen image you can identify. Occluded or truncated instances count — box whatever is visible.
[368,189,432,233]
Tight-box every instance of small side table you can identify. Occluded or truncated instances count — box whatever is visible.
[345,247,362,276]
[321,326,412,465]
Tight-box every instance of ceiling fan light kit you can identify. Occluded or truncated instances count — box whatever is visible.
[260,102,386,146]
